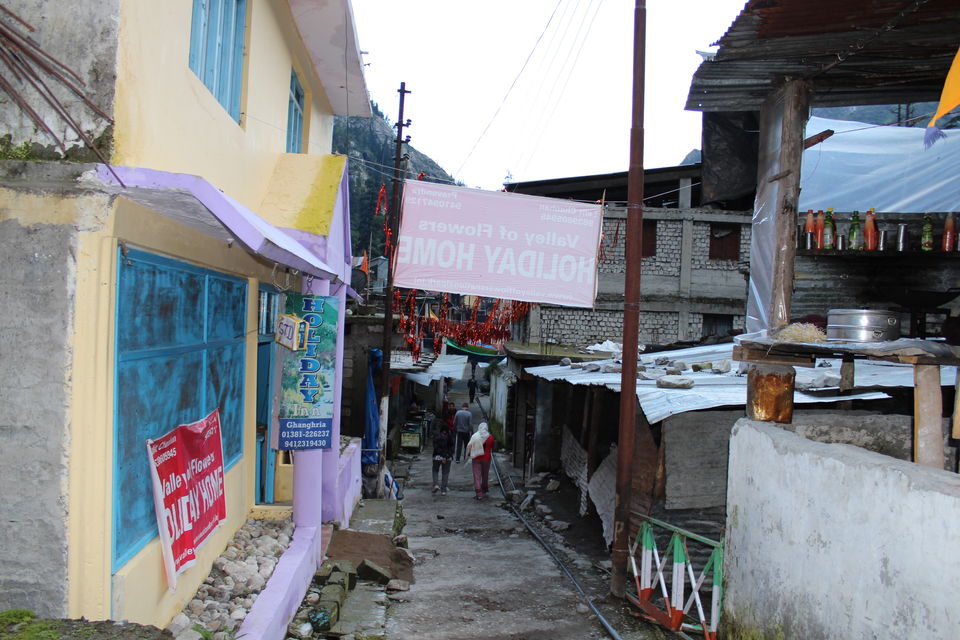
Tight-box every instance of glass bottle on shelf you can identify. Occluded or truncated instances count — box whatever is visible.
[848,210,863,250]
[823,209,836,250]
[943,212,956,252]
[815,210,825,249]
[864,208,878,250]
[921,214,934,251]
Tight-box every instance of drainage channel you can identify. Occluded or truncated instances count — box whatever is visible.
[475,396,626,640]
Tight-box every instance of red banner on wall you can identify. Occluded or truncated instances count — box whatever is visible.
[147,409,227,589]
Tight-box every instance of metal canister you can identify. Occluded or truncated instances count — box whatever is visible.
[827,309,901,342]
[877,229,889,251]
[836,235,848,250]
[896,223,909,251]
[804,231,814,250]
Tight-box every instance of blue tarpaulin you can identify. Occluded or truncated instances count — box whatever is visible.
[362,349,382,464]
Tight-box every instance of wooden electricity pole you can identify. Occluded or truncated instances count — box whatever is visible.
[611,0,646,598]
[379,82,411,400]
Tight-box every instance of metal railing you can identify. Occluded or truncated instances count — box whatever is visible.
[626,515,724,640]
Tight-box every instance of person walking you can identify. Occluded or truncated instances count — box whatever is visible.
[431,422,454,496]
[453,402,472,462]
[467,422,494,499]
[467,377,477,403]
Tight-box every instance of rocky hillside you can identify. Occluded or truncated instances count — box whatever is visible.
[333,103,457,256]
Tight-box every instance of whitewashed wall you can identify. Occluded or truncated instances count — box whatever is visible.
[724,419,960,639]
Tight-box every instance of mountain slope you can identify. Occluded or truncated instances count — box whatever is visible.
[333,103,457,256]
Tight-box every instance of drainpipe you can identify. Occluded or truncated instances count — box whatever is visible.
[611,0,645,599]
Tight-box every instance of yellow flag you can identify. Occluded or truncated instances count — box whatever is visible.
[930,46,960,126]
[925,45,960,147]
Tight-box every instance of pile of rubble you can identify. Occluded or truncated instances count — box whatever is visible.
[505,472,572,533]
[286,557,410,639]
[166,517,294,640]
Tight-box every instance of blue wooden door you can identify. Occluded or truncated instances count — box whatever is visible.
[112,249,247,570]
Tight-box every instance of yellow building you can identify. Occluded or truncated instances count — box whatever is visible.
[0,0,369,630]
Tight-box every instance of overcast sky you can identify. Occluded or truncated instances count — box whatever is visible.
[350,0,746,190]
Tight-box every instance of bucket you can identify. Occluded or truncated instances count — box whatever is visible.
[826,309,900,342]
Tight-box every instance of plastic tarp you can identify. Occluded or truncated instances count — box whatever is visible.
[746,115,960,333]
[799,116,960,214]
[404,354,470,386]
[517,342,960,425]
[745,101,785,334]
[362,349,382,465]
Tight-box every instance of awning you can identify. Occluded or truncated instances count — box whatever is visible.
[94,163,345,283]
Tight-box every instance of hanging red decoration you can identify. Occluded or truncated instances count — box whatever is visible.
[374,184,388,217]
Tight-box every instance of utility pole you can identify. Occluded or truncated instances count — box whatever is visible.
[379,82,411,400]
[611,0,646,598]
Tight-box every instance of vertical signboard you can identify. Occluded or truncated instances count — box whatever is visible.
[277,294,338,450]
[147,409,227,589]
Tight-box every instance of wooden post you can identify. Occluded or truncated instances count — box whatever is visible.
[952,368,960,440]
[746,364,796,423]
[913,364,943,468]
[839,357,855,392]
[748,79,811,333]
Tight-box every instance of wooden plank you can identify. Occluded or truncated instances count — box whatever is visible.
[733,345,816,367]
[839,359,855,392]
[913,364,943,468]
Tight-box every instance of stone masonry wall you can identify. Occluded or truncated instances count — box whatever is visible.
[599,218,682,277]
[539,307,680,346]
[0,216,74,616]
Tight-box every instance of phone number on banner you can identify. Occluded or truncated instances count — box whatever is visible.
[282,439,330,449]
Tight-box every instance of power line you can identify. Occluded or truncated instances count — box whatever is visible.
[454,0,564,179]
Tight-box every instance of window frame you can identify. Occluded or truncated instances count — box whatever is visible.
[189,0,248,121]
[286,69,306,153]
[708,222,741,261]
[641,219,657,258]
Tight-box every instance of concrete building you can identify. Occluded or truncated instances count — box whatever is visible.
[0,0,369,632]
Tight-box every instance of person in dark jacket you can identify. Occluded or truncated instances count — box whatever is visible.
[467,377,477,403]
[431,424,455,495]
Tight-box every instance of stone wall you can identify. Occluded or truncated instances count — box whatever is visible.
[0,215,74,616]
[1,1,120,158]
[533,207,751,347]
[538,307,686,346]
[724,419,960,639]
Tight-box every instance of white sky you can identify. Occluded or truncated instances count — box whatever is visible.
[350,0,746,191]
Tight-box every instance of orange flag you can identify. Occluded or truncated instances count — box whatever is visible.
[925,45,960,148]
[360,251,369,276]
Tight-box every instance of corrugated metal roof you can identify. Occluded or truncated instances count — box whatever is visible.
[686,0,960,111]
[525,342,956,424]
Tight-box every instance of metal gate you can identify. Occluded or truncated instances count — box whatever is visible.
[626,515,723,640]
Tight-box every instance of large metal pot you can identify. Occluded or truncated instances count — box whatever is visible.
[826,309,901,342]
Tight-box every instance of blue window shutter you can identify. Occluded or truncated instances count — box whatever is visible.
[189,0,246,122]
[286,69,304,153]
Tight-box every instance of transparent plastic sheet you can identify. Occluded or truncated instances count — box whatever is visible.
[745,104,785,334]
[799,116,960,213]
